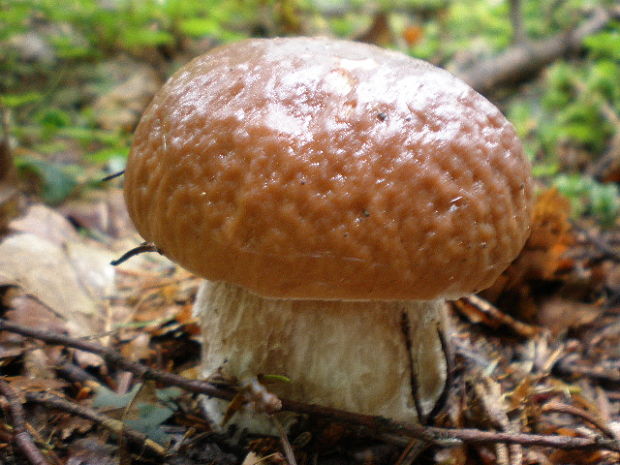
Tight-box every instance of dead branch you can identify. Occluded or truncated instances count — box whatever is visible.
[272,416,298,465]
[542,401,618,440]
[460,7,619,95]
[0,379,51,465]
[24,392,166,457]
[452,295,540,338]
[1,319,620,453]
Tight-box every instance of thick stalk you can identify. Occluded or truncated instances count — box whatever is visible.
[195,281,449,429]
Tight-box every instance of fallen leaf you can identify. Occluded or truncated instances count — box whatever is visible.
[1,206,118,365]
[60,188,135,240]
[10,203,81,246]
[66,437,117,465]
[538,298,602,336]
[0,233,103,332]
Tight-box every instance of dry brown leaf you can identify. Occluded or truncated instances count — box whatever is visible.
[60,188,135,240]
[3,375,68,394]
[549,449,609,465]
[489,188,573,294]
[482,188,574,321]
[66,437,117,465]
[120,333,152,362]
[57,414,94,440]
[506,376,535,412]
[10,204,80,246]
[0,206,118,365]
[0,233,103,330]
[2,293,67,338]
[538,298,602,335]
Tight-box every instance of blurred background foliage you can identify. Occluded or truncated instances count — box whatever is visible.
[1,0,619,225]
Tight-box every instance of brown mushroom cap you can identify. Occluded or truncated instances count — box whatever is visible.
[124,37,533,300]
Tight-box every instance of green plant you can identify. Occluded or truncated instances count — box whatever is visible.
[553,174,619,227]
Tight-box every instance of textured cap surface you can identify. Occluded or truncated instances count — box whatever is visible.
[124,37,533,300]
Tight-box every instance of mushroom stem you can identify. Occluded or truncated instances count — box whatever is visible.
[195,281,450,428]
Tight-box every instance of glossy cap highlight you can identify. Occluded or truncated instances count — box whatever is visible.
[124,37,533,300]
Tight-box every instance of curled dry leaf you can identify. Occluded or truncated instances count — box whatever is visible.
[487,188,573,295]
[482,187,574,322]
[0,204,117,366]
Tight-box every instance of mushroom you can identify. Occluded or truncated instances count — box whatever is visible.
[124,37,533,428]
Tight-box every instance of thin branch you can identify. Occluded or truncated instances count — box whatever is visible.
[1,319,620,453]
[24,392,166,457]
[393,438,430,465]
[460,6,618,94]
[272,416,298,465]
[101,170,125,182]
[542,401,618,440]
[110,242,163,266]
[0,379,51,465]
[452,295,540,338]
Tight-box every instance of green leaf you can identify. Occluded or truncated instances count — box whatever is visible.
[584,30,620,60]
[92,383,141,409]
[91,384,176,445]
[122,28,174,48]
[179,17,220,37]
[0,92,43,108]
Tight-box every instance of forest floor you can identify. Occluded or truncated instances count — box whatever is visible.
[1,7,620,464]
[0,173,618,465]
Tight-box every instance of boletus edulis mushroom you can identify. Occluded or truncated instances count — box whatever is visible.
[124,37,533,429]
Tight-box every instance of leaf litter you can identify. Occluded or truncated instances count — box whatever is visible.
[0,186,619,465]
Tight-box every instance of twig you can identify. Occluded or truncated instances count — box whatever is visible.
[0,379,51,465]
[393,438,430,465]
[452,295,540,338]
[110,242,163,266]
[473,377,522,465]
[1,319,620,453]
[272,417,298,465]
[460,6,618,94]
[542,401,617,440]
[24,392,166,457]
[101,170,125,182]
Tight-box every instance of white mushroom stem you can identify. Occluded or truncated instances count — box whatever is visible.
[195,281,450,429]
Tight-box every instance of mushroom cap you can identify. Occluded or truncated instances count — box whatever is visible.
[124,37,533,300]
